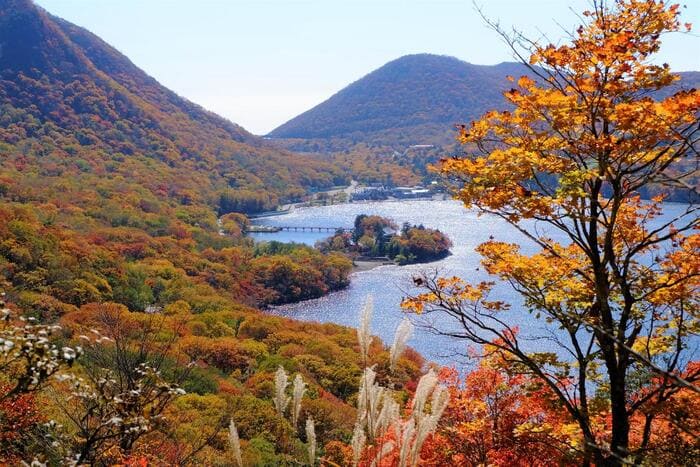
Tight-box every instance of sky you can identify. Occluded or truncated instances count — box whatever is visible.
[35,0,700,135]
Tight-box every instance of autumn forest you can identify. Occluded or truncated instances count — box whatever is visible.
[0,0,698,466]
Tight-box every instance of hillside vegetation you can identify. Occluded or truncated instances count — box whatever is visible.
[0,0,347,214]
[0,0,357,310]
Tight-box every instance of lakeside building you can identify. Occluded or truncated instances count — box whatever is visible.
[391,187,432,199]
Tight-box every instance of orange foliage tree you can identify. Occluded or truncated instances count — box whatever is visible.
[403,1,699,464]
[432,349,578,466]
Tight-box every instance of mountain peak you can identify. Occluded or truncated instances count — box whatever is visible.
[0,0,86,76]
[386,53,465,64]
[267,54,522,143]
[0,0,35,14]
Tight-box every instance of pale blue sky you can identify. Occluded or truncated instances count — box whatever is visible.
[35,0,700,135]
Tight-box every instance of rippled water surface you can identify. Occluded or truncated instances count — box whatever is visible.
[250,200,689,369]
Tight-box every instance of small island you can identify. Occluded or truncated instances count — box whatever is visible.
[316,214,452,265]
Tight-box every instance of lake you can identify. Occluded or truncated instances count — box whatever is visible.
[250,199,689,370]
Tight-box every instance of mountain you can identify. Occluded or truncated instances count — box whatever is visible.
[0,0,357,312]
[268,53,700,151]
[268,54,526,148]
[0,0,346,212]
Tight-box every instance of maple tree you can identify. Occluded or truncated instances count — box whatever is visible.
[403,0,699,464]
[432,351,578,466]
[419,343,699,466]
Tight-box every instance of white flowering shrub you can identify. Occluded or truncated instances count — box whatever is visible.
[59,362,185,464]
[0,294,80,399]
[53,317,188,465]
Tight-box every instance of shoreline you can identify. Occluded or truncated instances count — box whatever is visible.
[263,260,396,311]
[249,198,454,308]
[248,188,449,222]
[352,259,395,273]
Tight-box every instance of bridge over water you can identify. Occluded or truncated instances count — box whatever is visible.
[246,225,354,233]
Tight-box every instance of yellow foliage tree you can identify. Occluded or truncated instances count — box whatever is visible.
[403,1,699,465]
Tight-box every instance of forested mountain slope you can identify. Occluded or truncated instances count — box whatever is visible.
[0,0,356,313]
[0,0,346,214]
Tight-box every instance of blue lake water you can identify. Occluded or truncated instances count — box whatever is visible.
[250,200,691,370]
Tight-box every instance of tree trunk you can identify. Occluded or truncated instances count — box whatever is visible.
[607,372,630,466]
